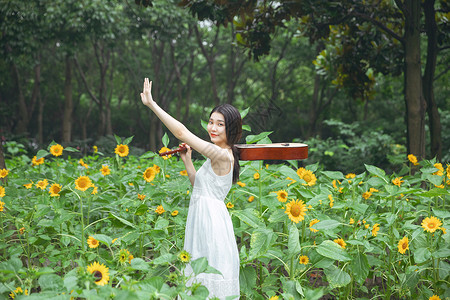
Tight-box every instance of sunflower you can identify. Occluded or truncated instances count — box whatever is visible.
[300,170,317,186]
[91,185,98,195]
[421,216,442,233]
[285,199,307,223]
[237,181,246,187]
[248,196,255,202]
[75,176,93,191]
[286,176,296,186]
[392,177,404,187]
[100,165,111,176]
[226,202,234,209]
[332,179,341,189]
[49,183,62,197]
[0,200,4,211]
[397,236,409,254]
[346,173,356,179]
[36,179,49,190]
[333,238,347,249]
[155,205,165,215]
[86,261,110,286]
[19,227,25,234]
[0,168,8,178]
[372,223,380,237]
[433,163,444,176]
[0,186,5,198]
[159,147,172,159]
[153,164,161,173]
[429,295,441,300]
[143,167,156,183]
[446,164,450,179]
[407,154,418,165]
[9,287,28,299]
[93,145,98,153]
[178,250,191,263]
[276,190,288,202]
[362,191,372,200]
[87,236,99,248]
[118,249,131,264]
[115,144,129,157]
[328,194,334,208]
[50,144,64,156]
[79,159,89,168]
[171,210,179,216]
[269,296,279,300]
[298,255,309,265]
[23,181,33,189]
[32,155,45,166]
[179,170,188,176]
[253,172,260,180]
[138,194,146,201]
[309,219,320,232]
[296,167,306,177]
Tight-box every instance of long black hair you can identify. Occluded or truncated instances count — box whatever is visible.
[210,104,242,183]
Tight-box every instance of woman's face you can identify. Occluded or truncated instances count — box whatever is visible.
[207,112,228,147]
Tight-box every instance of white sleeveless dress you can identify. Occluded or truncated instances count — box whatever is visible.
[183,153,240,299]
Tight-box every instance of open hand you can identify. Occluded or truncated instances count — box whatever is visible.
[140,78,154,107]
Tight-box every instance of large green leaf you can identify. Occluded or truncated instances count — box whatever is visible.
[414,247,432,263]
[191,257,222,275]
[245,131,273,144]
[316,240,352,262]
[351,251,369,284]
[249,228,274,260]
[324,265,351,288]
[233,208,265,228]
[130,257,151,271]
[320,171,344,180]
[288,224,301,257]
[312,219,340,231]
[109,213,136,228]
[364,164,388,182]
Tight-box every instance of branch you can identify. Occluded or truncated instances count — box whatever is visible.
[74,55,100,105]
[434,65,450,81]
[350,11,404,44]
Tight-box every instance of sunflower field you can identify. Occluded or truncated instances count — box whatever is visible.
[0,134,449,300]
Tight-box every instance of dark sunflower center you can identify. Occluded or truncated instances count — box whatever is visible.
[428,223,436,228]
[402,242,407,249]
[93,271,102,281]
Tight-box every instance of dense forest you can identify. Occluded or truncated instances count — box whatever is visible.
[1,0,449,173]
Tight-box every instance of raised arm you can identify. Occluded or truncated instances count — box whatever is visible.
[140,78,228,163]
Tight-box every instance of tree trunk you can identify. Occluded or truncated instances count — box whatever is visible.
[62,55,73,143]
[403,0,426,159]
[11,62,28,134]
[194,25,220,106]
[37,94,45,146]
[423,0,441,160]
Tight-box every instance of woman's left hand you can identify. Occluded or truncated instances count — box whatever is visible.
[140,78,155,108]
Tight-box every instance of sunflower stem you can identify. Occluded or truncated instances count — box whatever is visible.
[79,193,86,259]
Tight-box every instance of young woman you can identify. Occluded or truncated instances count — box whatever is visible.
[140,78,241,299]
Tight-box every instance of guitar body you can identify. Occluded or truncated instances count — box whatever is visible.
[236,143,308,161]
